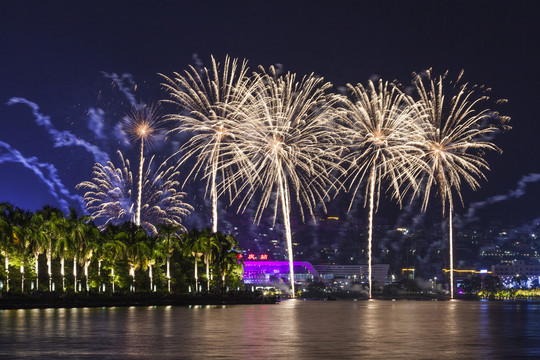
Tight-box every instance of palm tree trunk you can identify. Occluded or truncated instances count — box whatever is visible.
[4,253,9,291]
[61,257,65,291]
[111,267,115,293]
[98,260,102,292]
[130,266,135,292]
[73,255,78,292]
[149,264,153,291]
[47,244,52,291]
[34,256,39,290]
[194,257,198,292]
[367,167,376,299]
[84,261,89,292]
[20,265,24,292]
[166,255,171,292]
[206,256,210,292]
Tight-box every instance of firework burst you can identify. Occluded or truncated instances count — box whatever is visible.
[161,55,254,233]
[231,66,343,296]
[338,79,425,298]
[123,104,164,226]
[77,151,192,235]
[414,69,510,299]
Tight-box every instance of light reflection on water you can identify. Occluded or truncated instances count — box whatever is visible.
[1,300,539,359]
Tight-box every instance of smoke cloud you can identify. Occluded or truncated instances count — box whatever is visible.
[87,107,106,139]
[101,72,138,106]
[7,97,109,164]
[465,173,540,222]
[0,141,84,213]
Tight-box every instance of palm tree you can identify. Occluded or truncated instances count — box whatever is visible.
[181,227,206,293]
[35,206,65,291]
[146,235,164,291]
[12,208,31,292]
[120,222,150,292]
[81,225,100,292]
[27,214,49,291]
[102,225,126,293]
[92,227,107,292]
[213,232,243,288]
[414,70,508,299]
[199,229,219,292]
[0,203,17,291]
[156,223,183,292]
[67,208,90,292]
[52,219,73,291]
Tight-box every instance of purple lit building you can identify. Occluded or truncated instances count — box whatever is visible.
[243,261,389,286]
[243,261,320,285]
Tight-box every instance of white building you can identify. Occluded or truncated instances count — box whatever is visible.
[491,260,540,288]
[314,264,389,286]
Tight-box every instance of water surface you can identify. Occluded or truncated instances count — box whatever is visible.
[0,300,538,359]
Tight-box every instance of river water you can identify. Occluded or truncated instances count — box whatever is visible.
[0,299,539,359]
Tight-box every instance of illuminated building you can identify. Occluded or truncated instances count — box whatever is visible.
[314,264,389,286]
[491,260,540,288]
[242,257,389,287]
[243,261,320,285]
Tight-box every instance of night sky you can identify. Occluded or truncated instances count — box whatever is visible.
[1,1,539,243]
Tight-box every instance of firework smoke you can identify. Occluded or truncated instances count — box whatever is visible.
[7,97,109,164]
[0,141,83,212]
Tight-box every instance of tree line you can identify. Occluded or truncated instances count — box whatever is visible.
[0,202,244,294]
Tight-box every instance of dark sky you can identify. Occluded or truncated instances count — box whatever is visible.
[0,1,539,234]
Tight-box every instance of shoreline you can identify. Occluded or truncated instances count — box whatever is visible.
[0,292,279,310]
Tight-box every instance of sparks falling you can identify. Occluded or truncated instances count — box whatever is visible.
[77,151,192,235]
[414,69,510,299]
[339,79,425,299]
[231,66,343,297]
[161,55,254,233]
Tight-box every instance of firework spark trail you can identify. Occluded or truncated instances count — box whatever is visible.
[0,141,83,212]
[162,55,254,233]
[231,66,343,296]
[77,150,192,235]
[7,97,110,164]
[77,151,134,226]
[465,173,540,222]
[141,157,194,235]
[338,79,425,299]
[414,69,509,299]
[123,104,163,226]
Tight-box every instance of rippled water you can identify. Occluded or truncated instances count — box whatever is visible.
[1,300,539,359]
